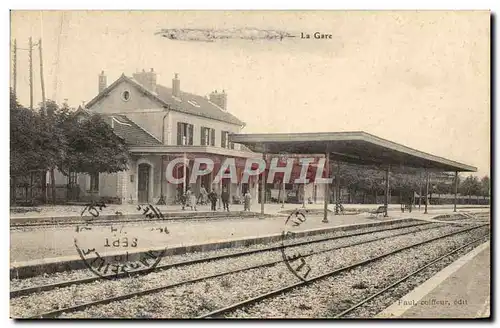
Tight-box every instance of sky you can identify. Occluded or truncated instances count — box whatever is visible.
[9,10,490,177]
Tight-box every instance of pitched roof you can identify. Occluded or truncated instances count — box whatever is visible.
[103,114,163,146]
[154,84,245,126]
[86,74,245,126]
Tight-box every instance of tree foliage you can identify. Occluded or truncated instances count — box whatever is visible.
[10,92,129,178]
[60,113,129,175]
[480,176,490,198]
[10,90,60,175]
[459,175,482,197]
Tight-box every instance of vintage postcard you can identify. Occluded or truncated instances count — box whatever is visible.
[9,10,490,319]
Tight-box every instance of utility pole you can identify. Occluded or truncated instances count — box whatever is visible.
[38,38,46,113]
[12,39,17,95]
[29,37,33,110]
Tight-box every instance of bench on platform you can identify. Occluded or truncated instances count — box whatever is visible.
[370,205,387,218]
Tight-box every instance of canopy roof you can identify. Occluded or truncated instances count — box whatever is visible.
[230,131,476,172]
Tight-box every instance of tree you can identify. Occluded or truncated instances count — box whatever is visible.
[11,93,129,204]
[10,91,60,175]
[459,175,481,203]
[38,99,71,204]
[59,112,129,177]
[480,176,490,200]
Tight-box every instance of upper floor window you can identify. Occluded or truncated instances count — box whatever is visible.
[177,122,194,145]
[221,131,234,149]
[201,126,215,146]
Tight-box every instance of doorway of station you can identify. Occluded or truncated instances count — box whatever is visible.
[138,163,151,204]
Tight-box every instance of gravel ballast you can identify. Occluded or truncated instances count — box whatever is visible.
[13,224,487,318]
[338,240,488,318]
[225,227,489,318]
[11,221,448,318]
[10,219,431,290]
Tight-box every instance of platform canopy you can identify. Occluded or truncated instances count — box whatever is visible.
[230,131,476,172]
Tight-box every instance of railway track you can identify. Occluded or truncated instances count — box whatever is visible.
[10,213,267,229]
[197,224,489,318]
[332,236,489,318]
[16,223,487,319]
[11,220,436,298]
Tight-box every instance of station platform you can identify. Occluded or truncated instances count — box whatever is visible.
[10,204,489,264]
[10,203,490,220]
[377,241,491,319]
[10,210,389,264]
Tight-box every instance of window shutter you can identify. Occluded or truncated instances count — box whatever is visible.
[177,122,182,145]
[188,124,194,145]
[221,131,226,148]
[211,129,215,146]
[200,127,205,145]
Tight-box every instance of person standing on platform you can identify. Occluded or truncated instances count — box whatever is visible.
[186,187,197,211]
[208,189,218,211]
[221,187,230,212]
[198,185,208,205]
[244,191,252,211]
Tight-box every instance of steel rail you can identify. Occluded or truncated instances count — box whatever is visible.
[197,224,489,318]
[11,221,435,298]
[333,235,490,318]
[24,224,487,318]
[10,214,266,228]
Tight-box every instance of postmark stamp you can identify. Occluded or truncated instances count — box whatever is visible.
[74,203,169,280]
[280,209,313,282]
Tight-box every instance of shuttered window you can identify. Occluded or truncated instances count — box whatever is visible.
[177,122,183,145]
[201,127,213,146]
[211,129,215,146]
[177,122,194,145]
[221,131,228,148]
[201,127,216,146]
[221,131,234,149]
[187,124,193,145]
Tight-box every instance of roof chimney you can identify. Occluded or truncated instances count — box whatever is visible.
[98,71,107,93]
[209,89,227,110]
[132,68,157,93]
[172,73,180,98]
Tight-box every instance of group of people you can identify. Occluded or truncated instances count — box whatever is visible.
[181,185,252,212]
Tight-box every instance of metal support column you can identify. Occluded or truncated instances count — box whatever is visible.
[384,166,390,217]
[156,155,166,205]
[418,175,422,210]
[260,150,266,217]
[322,152,330,223]
[335,162,341,214]
[281,181,285,209]
[424,170,430,214]
[453,171,458,212]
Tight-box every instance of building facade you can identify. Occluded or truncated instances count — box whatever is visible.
[53,69,260,205]
[48,69,334,206]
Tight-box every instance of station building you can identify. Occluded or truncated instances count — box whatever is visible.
[53,69,329,205]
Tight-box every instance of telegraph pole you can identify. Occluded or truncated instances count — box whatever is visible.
[12,39,17,95]
[38,38,46,113]
[29,37,33,109]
